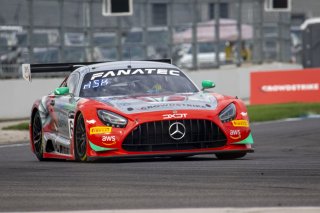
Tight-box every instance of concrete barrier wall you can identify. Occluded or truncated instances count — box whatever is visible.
[0,78,64,119]
[188,63,301,101]
[188,67,250,100]
[0,63,301,120]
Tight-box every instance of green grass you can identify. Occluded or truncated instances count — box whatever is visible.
[1,103,320,130]
[247,102,320,122]
[2,122,29,131]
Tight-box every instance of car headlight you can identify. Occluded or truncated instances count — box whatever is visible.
[219,103,236,123]
[97,110,127,128]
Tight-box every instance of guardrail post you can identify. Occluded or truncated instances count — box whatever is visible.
[214,0,220,68]
[191,0,198,70]
[27,0,34,63]
[236,0,242,67]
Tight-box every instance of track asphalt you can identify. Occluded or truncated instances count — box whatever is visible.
[0,118,319,212]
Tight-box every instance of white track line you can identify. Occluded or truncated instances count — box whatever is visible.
[9,207,320,213]
[0,143,28,148]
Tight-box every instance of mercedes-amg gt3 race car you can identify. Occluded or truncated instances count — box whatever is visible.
[22,59,254,162]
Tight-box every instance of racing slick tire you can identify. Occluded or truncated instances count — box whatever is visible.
[74,113,88,162]
[215,152,247,160]
[32,111,44,161]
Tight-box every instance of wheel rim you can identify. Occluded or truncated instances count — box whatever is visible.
[32,112,42,155]
[76,115,87,159]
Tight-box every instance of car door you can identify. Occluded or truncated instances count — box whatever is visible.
[45,77,69,134]
[53,72,80,140]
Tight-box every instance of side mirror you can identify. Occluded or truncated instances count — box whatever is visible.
[201,80,215,91]
[54,87,69,96]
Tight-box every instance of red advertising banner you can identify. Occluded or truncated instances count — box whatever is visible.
[250,69,320,105]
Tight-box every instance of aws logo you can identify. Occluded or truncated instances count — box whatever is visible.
[230,130,241,140]
[102,135,116,146]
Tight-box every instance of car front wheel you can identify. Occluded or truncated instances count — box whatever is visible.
[74,114,87,162]
[32,111,44,161]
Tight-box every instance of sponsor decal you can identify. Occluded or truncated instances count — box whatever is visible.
[102,135,116,142]
[68,118,74,139]
[230,129,241,140]
[102,135,116,145]
[94,93,218,114]
[240,112,248,117]
[83,79,110,90]
[89,126,112,135]
[163,113,187,119]
[261,83,319,92]
[232,120,249,127]
[140,103,209,110]
[251,69,320,104]
[86,119,96,124]
[22,64,31,82]
[90,68,180,81]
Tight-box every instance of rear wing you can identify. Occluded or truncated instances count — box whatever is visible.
[21,59,172,82]
[21,62,103,82]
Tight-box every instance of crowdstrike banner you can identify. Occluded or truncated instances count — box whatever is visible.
[261,83,319,92]
[250,69,320,104]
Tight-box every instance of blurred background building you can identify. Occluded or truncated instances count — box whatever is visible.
[0,0,319,77]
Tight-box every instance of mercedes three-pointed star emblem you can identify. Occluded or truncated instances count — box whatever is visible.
[169,122,186,140]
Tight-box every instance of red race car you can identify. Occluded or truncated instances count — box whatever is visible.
[22,59,254,162]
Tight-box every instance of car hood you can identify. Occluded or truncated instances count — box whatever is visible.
[92,92,218,114]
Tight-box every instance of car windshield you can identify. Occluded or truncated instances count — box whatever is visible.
[80,68,198,97]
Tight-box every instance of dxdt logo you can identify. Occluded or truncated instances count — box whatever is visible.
[162,113,187,119]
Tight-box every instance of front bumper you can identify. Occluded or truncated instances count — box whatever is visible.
[85,109,253,159]
[87,148,254,161]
